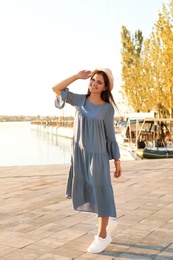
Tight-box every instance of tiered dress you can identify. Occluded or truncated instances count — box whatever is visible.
[55,89,120,217]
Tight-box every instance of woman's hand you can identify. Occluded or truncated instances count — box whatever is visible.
[77,70,91,80]
[113,163,122,178]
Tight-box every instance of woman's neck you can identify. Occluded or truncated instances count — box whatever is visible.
[87,94,105,105]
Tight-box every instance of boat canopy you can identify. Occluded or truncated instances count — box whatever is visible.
[118,119,144,128]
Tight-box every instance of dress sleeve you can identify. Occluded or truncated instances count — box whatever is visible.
[104,105,120,160]
[55,88,85,109]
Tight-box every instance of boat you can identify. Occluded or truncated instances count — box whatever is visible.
[116,117,173,159]
[137,147,173,159]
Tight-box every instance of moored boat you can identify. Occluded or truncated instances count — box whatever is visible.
[117,117,173,160]
[137,147,173,159]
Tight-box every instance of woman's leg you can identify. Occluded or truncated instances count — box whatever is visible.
[98,216,109,238]
[87,216,111,253]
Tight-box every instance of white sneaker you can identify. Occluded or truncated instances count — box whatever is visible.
[87,234,112,253]
[107,218,118,234]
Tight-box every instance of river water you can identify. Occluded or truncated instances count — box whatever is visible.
[0,122,72,166]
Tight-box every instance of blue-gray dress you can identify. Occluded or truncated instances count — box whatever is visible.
[55,89,120,217]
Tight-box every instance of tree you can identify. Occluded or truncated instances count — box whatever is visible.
[120,26,144,111]
[156,2,173,117]
[120,0,173,118]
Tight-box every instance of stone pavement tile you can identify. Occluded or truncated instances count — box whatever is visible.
[140,235,171,249]
[151,187,173,197]
[148,230,173,242]
[9,224,35,234]
[54,233,93,259]
[0,245,17,258]
[26,229,87,257]
[139,204,167,214]
[34,235,66,248]
[0,243,57,260]
[51,229,87,244]
[0,231,35,248]
[52,211,93,231]
[115,252,152,259]
[26,228,53,240]
[109,222,130,235]
[144,202,173,215]
[141,214,170,232]
[54,241,86,259]
[42,202,67,211]
[67,233,92,251]
[113,232,144,245]
[97,241,130,259]
[165,202,173,210]
[26,211,64,228]
[118,243,162,259]
[158,195,173,205]
[37,254,72,260]
[81,212,98,223]
[147,209,173,223]
[39,216,67,231]
[125,222,154,234]
[33,223,61,233]
[133,207,156,219]
[46,199,72,211]
[78,251,120,259]
[154,243,173,260]
[117,199,147,212]
[0,251,40,260]
[160,221,173,230]
[75,214,105,234]
[69,222,97,234]
[116,225,151,240]
[140,215,171,230]
[117,210,153,226]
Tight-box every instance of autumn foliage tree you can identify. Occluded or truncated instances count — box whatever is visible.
[121,0,173,118]
[121,26,144,112]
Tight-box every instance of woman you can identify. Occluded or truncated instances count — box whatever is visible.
[52,68,122,253]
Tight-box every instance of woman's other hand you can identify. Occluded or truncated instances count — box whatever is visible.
[114,163,122,178]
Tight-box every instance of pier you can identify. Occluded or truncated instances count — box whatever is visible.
[31,120,74,139]
[0,159,173,259]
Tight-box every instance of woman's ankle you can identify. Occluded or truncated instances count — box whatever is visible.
[98,231,107,239]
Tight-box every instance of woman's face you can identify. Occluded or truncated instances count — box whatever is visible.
[89,73,107,94]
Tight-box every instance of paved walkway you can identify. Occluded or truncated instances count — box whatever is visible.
[0,159,173,259]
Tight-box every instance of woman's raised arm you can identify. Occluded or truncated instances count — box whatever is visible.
[52,70,91,96]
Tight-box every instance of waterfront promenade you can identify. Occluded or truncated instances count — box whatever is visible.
[0,159,173,259]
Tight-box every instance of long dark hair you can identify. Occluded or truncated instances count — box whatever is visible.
[86,70,118,110]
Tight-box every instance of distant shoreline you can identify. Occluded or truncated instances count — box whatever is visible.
[0,115,74,122]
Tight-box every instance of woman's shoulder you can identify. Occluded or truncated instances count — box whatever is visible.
[103,102,115,118]
[68,90,86,105]
[104,102,114,110]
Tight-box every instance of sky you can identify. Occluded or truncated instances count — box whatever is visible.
[0,0,170,116]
